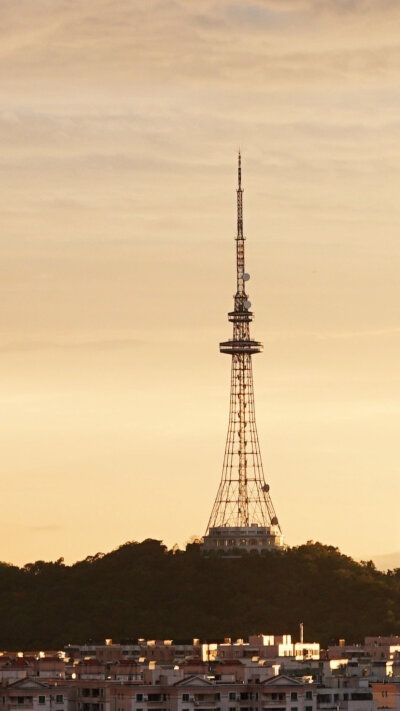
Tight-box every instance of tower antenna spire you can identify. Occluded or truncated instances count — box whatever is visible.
[203,155,283,553]
[237,151,243,235]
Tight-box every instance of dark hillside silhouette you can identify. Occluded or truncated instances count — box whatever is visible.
[0,540,399,649]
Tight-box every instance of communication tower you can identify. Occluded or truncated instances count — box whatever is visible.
[203,154,283,553]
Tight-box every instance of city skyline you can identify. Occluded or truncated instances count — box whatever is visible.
[1,0,400,566]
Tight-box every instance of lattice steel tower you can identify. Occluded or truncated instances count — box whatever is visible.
[203,154,283,553]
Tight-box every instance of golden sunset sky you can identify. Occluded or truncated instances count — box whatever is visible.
[1,0,399,566]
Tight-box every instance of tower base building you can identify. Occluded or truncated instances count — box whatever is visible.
[203,525,283,553]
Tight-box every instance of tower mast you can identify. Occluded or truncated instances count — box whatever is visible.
[203,154,283,553]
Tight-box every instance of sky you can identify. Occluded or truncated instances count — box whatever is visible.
[1,0,400,567]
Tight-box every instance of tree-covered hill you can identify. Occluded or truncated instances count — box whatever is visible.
[0,540,399,650]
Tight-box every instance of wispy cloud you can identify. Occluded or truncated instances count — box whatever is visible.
[1,0,400,91]
[28,524,63,533]
[265,327,400,342]
[0,337,144,354]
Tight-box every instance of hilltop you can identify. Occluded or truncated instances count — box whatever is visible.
[0,540,399,650]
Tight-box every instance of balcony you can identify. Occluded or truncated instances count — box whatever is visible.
[81,703,102,711]
[147,696,168,705]
[193,701,219,707]
[81,691,103,699]
[262,696,286,706]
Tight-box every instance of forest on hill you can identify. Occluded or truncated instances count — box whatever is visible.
[0,540,399,650]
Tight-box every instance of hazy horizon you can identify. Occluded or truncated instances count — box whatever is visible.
[0,535,398,573]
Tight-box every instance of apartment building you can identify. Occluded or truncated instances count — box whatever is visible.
[0,670,378,711]
[371,682,400,711]
[0,678,68,711]
[217,638,319,663]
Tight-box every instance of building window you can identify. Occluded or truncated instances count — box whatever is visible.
[230,707,236,711]
[56,697,63,705]
[182,696,189,703]
[136,696,143,703]
[306,693,312,701]
[291,694,297,702]
[306,706,313,711]
[38,699,46,706]
[229,694,236,701]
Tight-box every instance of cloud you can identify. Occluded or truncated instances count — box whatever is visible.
[1,0,400,93]
[28,524,63,533]
[264,327,400,343]
[252,0,400,17]
[0,338,144,354]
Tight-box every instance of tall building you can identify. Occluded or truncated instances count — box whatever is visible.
[203,154,283,553]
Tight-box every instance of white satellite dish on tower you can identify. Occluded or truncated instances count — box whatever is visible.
[243,273,250,281]
[244,300,252,309]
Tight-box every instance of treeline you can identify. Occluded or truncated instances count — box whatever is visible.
[0,540,399,650]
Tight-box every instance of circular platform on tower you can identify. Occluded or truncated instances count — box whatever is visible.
[202,525,283,554]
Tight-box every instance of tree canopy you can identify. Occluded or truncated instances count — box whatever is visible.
[0,540,399,650]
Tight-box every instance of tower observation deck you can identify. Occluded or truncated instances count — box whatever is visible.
[203,154,283,553]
